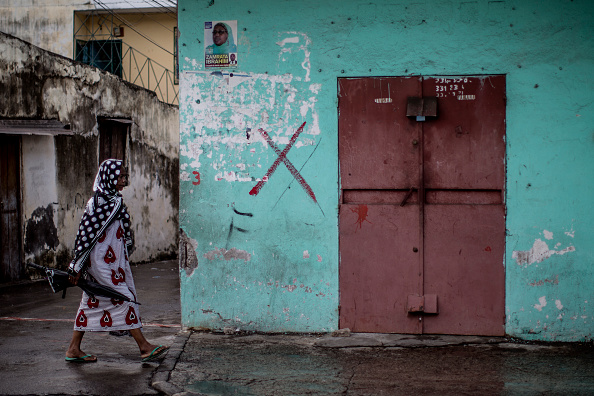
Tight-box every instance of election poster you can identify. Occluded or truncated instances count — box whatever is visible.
[204,20,238,68]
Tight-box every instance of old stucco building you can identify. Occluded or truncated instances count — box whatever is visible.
[0,32,179,280]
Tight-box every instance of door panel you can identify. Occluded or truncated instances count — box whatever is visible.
[339,77,423,334]
[339,203,421,333]
[338,77,421,190]
[423,76,506,190]
[423,205,505,335]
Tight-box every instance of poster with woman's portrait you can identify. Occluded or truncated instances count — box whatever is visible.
[204,20,238,68]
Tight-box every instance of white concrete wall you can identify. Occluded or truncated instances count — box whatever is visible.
[0,0,95,58]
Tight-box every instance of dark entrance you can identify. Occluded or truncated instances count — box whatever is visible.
[1,135,23,282]
[99,118,129,164]
[338,76,506,335]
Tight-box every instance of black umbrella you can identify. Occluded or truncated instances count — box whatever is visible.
[27,262,140,304]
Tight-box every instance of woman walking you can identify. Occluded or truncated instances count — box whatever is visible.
[65,159,168,363]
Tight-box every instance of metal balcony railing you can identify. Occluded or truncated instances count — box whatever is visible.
[74,11,179,106]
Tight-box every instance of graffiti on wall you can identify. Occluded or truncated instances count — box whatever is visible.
[226,207,253,249]
[249,122,316,202]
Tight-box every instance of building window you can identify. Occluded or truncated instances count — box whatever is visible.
[76,40,123,78]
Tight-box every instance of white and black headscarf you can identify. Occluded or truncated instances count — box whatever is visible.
[68,159,133,274]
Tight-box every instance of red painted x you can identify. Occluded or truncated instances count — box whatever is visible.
[249,122,317,203]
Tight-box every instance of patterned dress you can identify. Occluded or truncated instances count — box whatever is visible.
[73,219,142,331]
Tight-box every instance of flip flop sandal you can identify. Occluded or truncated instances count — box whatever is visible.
[141,345,169,362]
[65,354,97,363]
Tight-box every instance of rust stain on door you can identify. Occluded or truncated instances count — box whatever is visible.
[350,204,372,230]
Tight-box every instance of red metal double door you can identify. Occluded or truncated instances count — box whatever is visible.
[338,76,506,335]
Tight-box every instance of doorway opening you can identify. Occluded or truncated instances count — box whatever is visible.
[1,135,23,282]
[98,118,130,165]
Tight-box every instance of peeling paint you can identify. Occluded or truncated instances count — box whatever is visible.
[512,238,575,267]
[180,229,199,277]
[529,275,559,286]
[24,204,59,260]
[179,70,322,185]
[534,296,547,311]
[276,32,312,82]
[276,37,300,47]
[204,248,251,262]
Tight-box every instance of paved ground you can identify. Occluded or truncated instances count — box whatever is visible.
[165,332,594,396]
[0,260,180,396]
[2,260,594,396]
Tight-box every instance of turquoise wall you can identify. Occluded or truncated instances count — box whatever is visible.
[178,0,594,340]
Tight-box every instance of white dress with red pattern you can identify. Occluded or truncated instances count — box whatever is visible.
[73,220,142,331]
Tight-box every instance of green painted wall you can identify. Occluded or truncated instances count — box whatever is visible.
[178,0,594,340]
